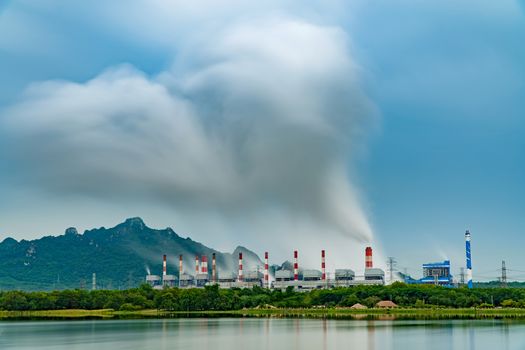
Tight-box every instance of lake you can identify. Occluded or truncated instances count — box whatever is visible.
[1,318,524,350]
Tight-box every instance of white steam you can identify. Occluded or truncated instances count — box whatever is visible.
[1,17,377,267]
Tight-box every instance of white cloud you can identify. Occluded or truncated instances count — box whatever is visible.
[1,17,376,256]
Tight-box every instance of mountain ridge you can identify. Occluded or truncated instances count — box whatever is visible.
[0,217,263,291]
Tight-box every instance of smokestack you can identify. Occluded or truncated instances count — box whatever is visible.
[264,252,269,288]
[179,254,183,288]
[321,250,326,281]
[212,253,217,282]
[201,255,208,274]
[238,252,243,281]
[195,255,200,275]
[365,247,373,269]
[163,254,167,277]
[294,250,299,281]
[465,230,473,289]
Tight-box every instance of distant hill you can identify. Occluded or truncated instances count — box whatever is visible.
[0,217,263,291]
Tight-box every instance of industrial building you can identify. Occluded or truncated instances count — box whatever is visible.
[272,249,385,290]
[179,273,194,288]
[404,260,453,286]
[334,269,355,286]
[147,229,473,290]
[146,246,385,290]
[162,275,177,287]
[365,268,386,282]
[403,231,473,287]
[145,274,161,288]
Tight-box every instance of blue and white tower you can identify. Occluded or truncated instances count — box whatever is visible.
[465,230,473,288]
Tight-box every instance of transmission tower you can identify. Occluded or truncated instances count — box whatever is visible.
[501,260,507,288]
[92,273,97,291]
[387,257,397,284]
[459,267,465,285]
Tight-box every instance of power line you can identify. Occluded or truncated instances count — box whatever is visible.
[501,260,507,288]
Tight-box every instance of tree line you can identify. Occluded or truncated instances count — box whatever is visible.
[3,283,525,311]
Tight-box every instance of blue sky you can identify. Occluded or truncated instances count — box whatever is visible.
[0,1,524,280]
[350,1,525,278]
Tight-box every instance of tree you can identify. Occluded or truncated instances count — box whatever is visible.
[363,296,381,308]
[0,291,29,310]
[501,299,517,308]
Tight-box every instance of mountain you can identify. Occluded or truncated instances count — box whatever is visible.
[0,217,263,291]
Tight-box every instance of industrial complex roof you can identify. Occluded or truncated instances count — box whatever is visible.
[422,260,451,268]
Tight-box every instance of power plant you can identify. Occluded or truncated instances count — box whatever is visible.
[146,229,474,290]
[405,260,453,286]
[403,229,473,287]
[146,246,385,290]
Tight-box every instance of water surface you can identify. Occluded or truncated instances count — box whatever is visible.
[1,318,524,350]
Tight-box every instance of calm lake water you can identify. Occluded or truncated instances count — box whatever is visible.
[1,318,524,350]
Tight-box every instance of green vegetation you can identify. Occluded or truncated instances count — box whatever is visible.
[4,283,525,316]
[7,307,525,320]
[0,217,261,291]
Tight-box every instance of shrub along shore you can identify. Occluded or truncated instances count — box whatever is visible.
[3,283,525,319]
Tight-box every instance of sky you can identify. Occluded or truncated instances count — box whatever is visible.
[0,0,524,280]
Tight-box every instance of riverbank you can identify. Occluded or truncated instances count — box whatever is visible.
[4,307,525,320]
[0,309,162,319]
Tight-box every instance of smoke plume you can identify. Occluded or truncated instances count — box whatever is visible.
[1,14,377,266]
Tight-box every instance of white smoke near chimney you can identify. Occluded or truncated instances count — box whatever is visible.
[0,11,378,267]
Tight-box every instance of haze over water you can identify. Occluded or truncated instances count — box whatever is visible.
[1,318,523,350]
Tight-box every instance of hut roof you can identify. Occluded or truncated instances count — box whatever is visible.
[376,300,398,308]
[350,303,368,309]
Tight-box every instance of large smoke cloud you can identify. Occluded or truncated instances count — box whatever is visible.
[1,15,377,265]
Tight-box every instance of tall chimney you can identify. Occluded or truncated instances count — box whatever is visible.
[195,255,200,275]
[201,255,208,274]
[294,250,299,281]
[465,230,473,289]
[179,254,183,288]
[321,250,326,281]
[365,247,373,269]
[163,254,167,277]
[238,252,243,281]
[212,253,217,282]
[264,252,269,288]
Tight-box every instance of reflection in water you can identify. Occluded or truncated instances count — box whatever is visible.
[1,319,525,350]
[264,318,270,350]
[502,320,510,350]
[469,323,475,350]
[322,318,327,350]
[367,320,375,350]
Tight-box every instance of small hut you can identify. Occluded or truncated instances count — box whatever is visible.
[350,303,368,310]
[376,300,398,308]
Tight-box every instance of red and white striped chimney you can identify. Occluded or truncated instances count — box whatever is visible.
[321,250,326,281]
[365,247,373,268]
[238,252,243,281]
[264,252,269,288]
[294,250,299,281]
[195,255,200,275]
[201,255,208,274]
[212,253,217,282]
[179,254,183,287]
[163,254,167,277]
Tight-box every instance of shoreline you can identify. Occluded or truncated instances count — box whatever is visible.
[4,308,525,320]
